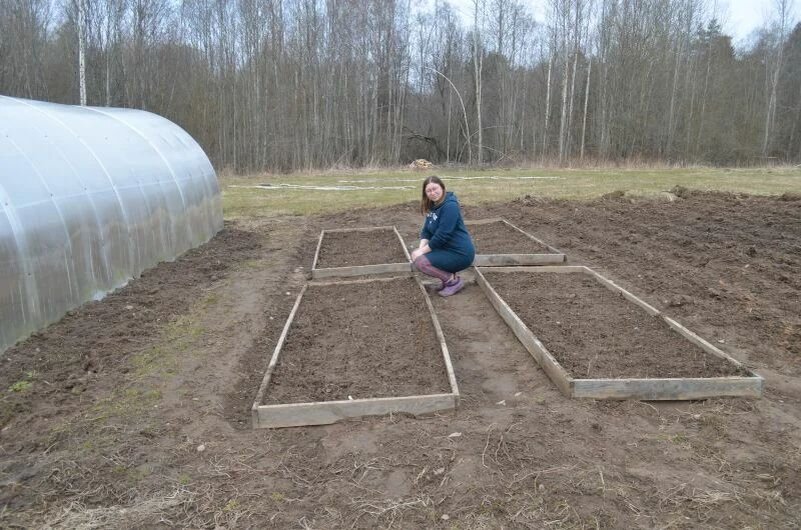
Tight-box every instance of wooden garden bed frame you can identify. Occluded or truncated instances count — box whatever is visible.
[467,218,566,266]
[311,226,412,279]
[475,266,763,400]
[252,276,460,428]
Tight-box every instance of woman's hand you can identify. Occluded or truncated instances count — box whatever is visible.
[411,242,431,261]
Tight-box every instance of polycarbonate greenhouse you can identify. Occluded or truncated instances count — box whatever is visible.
[0,96,223,353]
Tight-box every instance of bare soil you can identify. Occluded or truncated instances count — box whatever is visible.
[315,228,408,268]
[0,190,799,528]
[483,270,746,379]
[263,278,450,404]
[469,220,550,254]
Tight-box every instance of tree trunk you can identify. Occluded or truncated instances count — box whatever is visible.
[580,57,591,160]
[543,55,552,158]
[77,0,86,105]
[558,48,569,163]
[473,0,483,165]
[566,48,579,160]
[763,0,790,157]
[696,43,712,156]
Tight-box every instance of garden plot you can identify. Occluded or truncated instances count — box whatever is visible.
[467,218,566,266]
[252,276,459,428]
[476,266,763,400]
[311,226,411,278]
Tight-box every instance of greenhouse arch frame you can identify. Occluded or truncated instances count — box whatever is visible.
[0,96,223,353]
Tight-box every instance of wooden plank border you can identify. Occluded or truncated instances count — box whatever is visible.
[467,218,567,266]
[472,254,566,266]
[474,268,573,396]
[311,226,412,279]
[414,276,460,401]
[252,277,459,428]
[474,266,763,401]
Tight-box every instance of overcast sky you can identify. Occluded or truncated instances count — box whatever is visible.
[443,0,798,45]
[722,0,792,41]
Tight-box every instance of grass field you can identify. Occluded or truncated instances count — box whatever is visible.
[221,166,801,219]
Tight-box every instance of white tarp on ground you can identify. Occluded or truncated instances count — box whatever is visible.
[0,96,223,353]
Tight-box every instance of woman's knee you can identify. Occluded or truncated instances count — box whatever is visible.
[412,254,431,272]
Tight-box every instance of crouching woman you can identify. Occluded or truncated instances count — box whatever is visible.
[410,176,475,297]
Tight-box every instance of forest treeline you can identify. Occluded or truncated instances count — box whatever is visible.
[1,0,800,172]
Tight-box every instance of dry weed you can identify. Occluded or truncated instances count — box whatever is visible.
[41,487,194,529]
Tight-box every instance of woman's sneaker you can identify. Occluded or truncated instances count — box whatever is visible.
[438,276,464,297]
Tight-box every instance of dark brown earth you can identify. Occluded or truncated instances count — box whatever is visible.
[264,278,450,404]
[484,271,746,379]
[315,228,408,268]
[0,190,799,528]
[469,220,550,254]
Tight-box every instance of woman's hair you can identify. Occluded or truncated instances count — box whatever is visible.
[420,175,446,215]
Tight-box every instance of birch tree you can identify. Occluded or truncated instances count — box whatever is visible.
[77,0,87,105]
[763,0,794,157]
[3,0,800,170]
[472,0,484,165]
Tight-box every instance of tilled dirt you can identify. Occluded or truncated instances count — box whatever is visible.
[315,228,408,268]
[0,224,264,431]
[263,278,450,404]
[469,220,550,253]
[483,270,746,378]
[0,190,799,528]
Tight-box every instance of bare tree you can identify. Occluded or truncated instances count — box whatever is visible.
[580,56,591,159]
[763,0,794,157]
[3,0,799,171]
[473,0,484,165]
[0,0,53,98]
[543,52,553,158]
[77,0,87,105]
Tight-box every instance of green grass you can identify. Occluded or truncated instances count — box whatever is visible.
[8,380,32,393]
[131,314,204,379]
[47,296,215,450]
[89,388,163,421]
[221,166,801,219]
[7,370,38,393]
